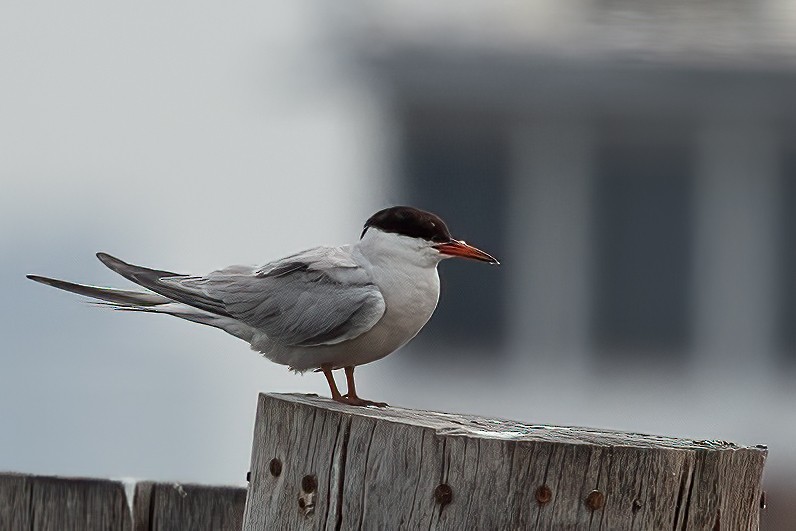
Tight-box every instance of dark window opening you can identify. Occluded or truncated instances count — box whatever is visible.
[780,151,796,361]
[399,107,508,355]
[590,130,694,360]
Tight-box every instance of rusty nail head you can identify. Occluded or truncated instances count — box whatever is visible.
[302,474,318,493]
[535,485,552,505]
[269,458,282,477]
[586,490,605,511]
[434,484,453,506]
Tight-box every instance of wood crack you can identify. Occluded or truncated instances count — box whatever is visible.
[324,416,342,528]
[356,422,378,531]
[673,454,696,531]
[680,460,698,531]
[27,479,34,531]
[334,416,352,531]
[406,429,426,527]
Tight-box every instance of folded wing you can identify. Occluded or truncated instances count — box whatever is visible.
[96,250,386,347]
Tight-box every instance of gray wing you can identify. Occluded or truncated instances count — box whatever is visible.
[97,248,385,347]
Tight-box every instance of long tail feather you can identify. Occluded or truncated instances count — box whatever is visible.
[27,271,255,342]
[26,274,170,306]
[95,252,232,317]
[96,252,182,283]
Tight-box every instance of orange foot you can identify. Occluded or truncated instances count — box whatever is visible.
[333,394,388,407]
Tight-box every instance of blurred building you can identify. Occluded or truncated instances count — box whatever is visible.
[325,2,796,528]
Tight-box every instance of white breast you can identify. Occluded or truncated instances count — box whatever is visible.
[345,229,443,365]
[356,259,441,361]
[265,230,444,371]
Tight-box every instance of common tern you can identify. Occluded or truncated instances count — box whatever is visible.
[27,206,499,406]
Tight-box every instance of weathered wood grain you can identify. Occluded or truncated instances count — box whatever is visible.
[0,474,247,531]
[0,473,30,530]
[0,473,132,531]
[243,393,768,530]
[133,481,247,531]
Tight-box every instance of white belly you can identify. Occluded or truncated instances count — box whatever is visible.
[263,264,441,371]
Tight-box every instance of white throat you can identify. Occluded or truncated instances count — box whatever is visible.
[356,228,444,269]
[347,228,442,364]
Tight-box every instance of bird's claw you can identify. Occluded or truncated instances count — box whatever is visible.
[335,394,388,407]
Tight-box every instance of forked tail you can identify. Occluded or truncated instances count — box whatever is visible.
[26,274,171,307]
[26,255,255,342]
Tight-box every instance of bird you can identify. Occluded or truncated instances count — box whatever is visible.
[27,206,499,406]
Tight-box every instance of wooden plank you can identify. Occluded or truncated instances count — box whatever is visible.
[0,473,132,531]
[0,474,247,531]
[242,393,768,530]
[0,473,32,530]
[133,481,246,531]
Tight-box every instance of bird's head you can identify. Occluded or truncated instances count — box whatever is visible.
[359,206,499,267]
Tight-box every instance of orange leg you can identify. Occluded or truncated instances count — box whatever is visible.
[344,366,358,399]
[343,366,387,407]
[321,366,344,402]
[321,365,387,407]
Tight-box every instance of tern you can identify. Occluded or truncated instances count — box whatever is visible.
[27,206,498,406]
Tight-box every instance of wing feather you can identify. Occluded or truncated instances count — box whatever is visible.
[97,249,385,347]
[196,250,385,346]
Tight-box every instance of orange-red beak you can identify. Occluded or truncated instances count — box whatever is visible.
[434,240,499,264]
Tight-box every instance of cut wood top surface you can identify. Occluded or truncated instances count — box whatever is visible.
[272,393,766,452]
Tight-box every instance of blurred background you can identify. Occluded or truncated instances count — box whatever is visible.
[2,1,795,528]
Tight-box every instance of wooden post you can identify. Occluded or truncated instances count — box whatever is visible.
[133,481,247,531]
[0,474,246,530]
[243,393,767,530]
[0,473,132,531]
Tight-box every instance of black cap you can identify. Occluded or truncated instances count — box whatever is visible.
[361,206,452,243]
